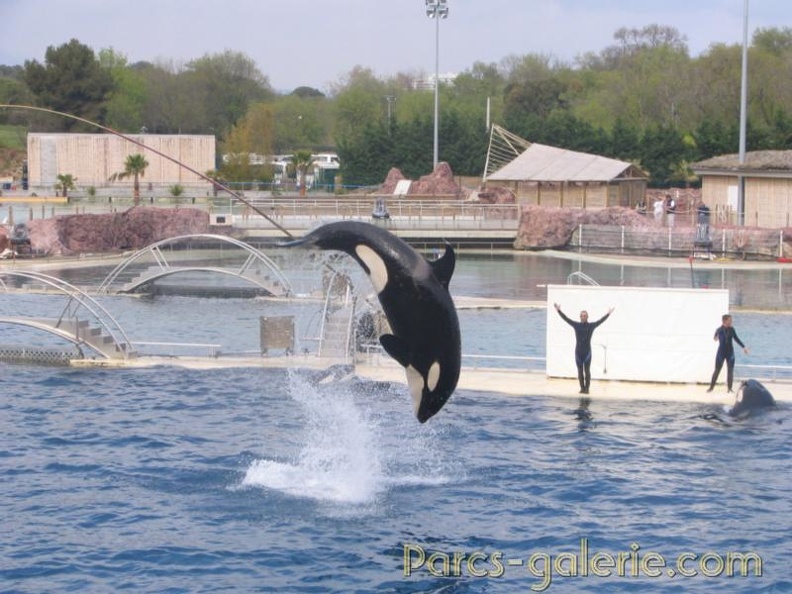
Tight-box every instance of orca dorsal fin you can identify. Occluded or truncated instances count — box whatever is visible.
[429,243,455,290]
[380,334,411,367]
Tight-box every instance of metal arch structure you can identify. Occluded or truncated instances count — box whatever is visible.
[0,318,88,356]
[0,270,136,359]
[97,234,293,296]
[119,266,284,295]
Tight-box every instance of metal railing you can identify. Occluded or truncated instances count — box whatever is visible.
[0,270,135,358]
[131,341,222,357]
[231,198,521,231]
[739,363,792,382]
[567,271,600,286]
[571,224,786,259]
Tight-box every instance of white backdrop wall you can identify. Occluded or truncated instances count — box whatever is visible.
[27,133,216,187]
[546,285,729,383]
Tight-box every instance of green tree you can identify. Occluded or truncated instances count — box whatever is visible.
[185,50,273,136]
[109,153,149,206]
[55,173,76,199]
[337,121,394,187]
[271,94,331,153]
[134,61,197,133]
[291,86,325,99]
[447,61,506,130]
[610,117,641,160]
[0,66,35,123]
[753,26,792,56]
[502,54,569,125]
[639,126,690,187]
[292,150,315,196]
[221,102,276,185]
[687,44,742,129]
[22,39,114,130]
[693,118,737,158]
[98,48,147,132]
[331,66,389,143]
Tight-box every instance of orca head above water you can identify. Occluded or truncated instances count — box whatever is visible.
[728,379,777,419]
[281,221,461,423]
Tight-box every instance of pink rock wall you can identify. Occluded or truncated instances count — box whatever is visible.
[27,207,210,256]
[380,162,463,197]
[514,205,657,249]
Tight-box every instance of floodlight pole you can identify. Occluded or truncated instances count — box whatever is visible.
[426,0,448,171]
[737,0,749,225]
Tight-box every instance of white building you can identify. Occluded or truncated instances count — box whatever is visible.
[26,133,216,190]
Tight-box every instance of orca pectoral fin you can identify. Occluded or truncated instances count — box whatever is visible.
[380,334,411,367]
[429,243,456,290]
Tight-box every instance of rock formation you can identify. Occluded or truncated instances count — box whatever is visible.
[514,205,656,249]
[469,185,516,204]
[379,168,407,194]
[26,207,210,256]
[379,162,463,197]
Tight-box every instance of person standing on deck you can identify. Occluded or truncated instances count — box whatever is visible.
[707,314,749,393]
[554,303,614,394]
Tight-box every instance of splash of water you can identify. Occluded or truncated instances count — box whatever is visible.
[242,370,384,504]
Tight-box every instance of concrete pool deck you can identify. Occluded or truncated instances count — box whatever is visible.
[69,352,792,406]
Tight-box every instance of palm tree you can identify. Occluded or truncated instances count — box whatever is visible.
[55,173,76,200]
[292,150,315,197]
[670,160,699,188]
[109,153,149,206]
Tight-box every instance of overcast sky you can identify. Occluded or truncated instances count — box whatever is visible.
[1,0,788,93]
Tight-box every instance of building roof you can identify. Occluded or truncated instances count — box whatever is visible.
[486,142,641,182]
[692,150,792,175]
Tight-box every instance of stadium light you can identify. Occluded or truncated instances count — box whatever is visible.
[425,0,449,170]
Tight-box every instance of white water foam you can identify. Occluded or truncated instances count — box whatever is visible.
[242,371,384,504]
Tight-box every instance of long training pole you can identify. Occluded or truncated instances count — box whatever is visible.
[433,13,440,170]
[0,103,294,238]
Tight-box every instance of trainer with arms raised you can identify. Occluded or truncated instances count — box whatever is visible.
[554,303,614,394]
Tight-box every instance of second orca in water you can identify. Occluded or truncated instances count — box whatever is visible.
[728,379,776,419]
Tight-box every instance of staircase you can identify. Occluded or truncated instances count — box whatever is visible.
[319,306,353,359]
[52,318,136,359]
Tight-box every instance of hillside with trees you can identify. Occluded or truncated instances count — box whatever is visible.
[1,25,792,188]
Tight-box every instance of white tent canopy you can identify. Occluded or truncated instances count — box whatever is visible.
[487,142,635,183]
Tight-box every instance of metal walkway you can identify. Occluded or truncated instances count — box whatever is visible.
[0,270,136,360]
[97,234,293,296]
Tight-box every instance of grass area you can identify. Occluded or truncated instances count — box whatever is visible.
[0,124,26,150]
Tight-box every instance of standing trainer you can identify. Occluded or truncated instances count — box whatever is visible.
[554,303,614,394]
[707,314,749,393]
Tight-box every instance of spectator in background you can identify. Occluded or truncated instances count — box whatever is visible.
[665,194,676,227]
[653,196,664,222]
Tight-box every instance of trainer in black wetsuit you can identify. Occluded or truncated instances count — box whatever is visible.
[554,303,614,394]
[707,314,748,393]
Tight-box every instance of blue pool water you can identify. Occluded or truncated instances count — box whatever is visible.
[1,364,789,593]
[1,252,791,592]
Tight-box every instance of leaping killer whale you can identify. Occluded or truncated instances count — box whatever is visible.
[728,379,776,418]
[282,221,461,423]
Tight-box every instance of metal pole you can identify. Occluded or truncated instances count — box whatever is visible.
[737,0,749,225]
[433,10,440,170]
[426,0,447,170]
